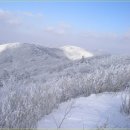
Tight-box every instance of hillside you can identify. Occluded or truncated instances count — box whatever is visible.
[0,43,130,128]
[60,45,93,60]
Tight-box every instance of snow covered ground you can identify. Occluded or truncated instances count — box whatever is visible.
[37,92,130,128]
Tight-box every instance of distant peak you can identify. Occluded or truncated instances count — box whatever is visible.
[0,42,21,53]
[60,45,93,60]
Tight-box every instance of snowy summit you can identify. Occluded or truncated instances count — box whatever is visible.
[0,42,20,53]
[60,45,93,60]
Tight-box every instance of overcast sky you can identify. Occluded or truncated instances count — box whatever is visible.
[0,2,130,54]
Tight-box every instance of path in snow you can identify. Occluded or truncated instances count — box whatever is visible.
[37,92,130,128]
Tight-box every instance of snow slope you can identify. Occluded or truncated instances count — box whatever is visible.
[0,43,130,128]
[0,42,20,53]
[37,92,130,128]
[60,45,93,60]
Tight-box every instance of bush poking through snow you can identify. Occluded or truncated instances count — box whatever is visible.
[52,100,75,129]
[121,90,130,115]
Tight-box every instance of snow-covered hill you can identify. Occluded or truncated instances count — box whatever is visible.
[0,42,69,63]
[60,45,93,60]
[0,43,130,128]
[0,43,20,53]
[0,43,69,81]
[0,43,93,61]
[0,43,95,85]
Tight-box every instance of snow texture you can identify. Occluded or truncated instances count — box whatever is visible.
[37,92,130,128]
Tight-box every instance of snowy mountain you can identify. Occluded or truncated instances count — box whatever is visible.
[0,43,130,128]
[60,45,93,60]
[0,43,93,61]
[0,42,69,63]
[0,43,93,84]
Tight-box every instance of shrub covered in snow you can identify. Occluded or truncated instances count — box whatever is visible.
[121,89,130,116]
